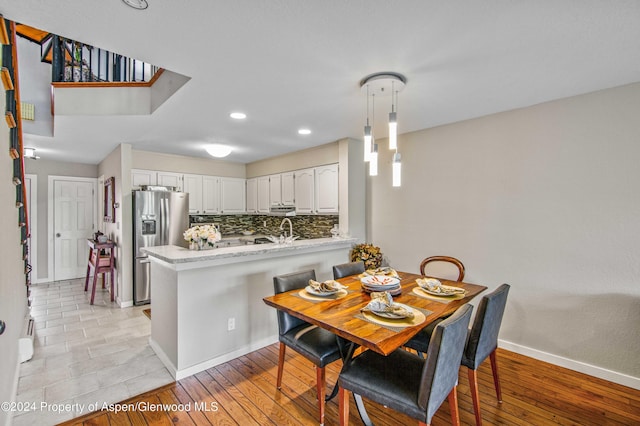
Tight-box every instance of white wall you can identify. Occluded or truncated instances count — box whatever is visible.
[246,141,339,177]
[369,82,640,385]
[132,150,245,178]
[98,144,132,305]
[0,89,29,426]
[24,160,98,282]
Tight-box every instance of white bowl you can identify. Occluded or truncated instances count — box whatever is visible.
[241,230,255,236]
[360,275,400,289]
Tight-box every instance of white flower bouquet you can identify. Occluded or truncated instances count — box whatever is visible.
[183,224,221,249]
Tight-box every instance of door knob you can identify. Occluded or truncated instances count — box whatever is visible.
[56,233,61,237]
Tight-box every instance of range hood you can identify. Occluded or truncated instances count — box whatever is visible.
[269,205,296,216]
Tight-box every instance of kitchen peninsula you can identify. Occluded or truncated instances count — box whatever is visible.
[143,237,357,379]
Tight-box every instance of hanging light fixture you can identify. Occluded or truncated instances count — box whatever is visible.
[389,80,398,150]
[363,86,372,162]
[369,144,379,176]
[360,72,406,185]
[392,152,401,187]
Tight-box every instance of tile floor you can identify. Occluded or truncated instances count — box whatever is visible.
[12,278,174,425]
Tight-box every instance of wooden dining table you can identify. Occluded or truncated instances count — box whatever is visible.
[263,270,487,425]
[263,270,487,356]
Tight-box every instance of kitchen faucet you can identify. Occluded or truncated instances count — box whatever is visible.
[279,218,293,239]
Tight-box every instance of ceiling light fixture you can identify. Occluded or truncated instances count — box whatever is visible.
[360,72,406,186]
[229,112,247,120]
[24,147,40,159]
[205,144,232,158]
[122,0,148,10]
[298,128,311,135]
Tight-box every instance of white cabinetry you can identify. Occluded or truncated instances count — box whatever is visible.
[294,168,315,214]
[183,174,203,214]
[220,178,246,214]
[293,164,339,214]
[246,178,257,213]
[281,172,295,205]
[314,164,339,214]
[202,176,220,214]
[269,174,282,206]
[131,169,157,188]
[257,176,270,213]
[157,171,183,191]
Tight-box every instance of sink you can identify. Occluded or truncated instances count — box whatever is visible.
[266,235,299,245]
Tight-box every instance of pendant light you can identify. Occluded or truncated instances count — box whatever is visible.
[389,80,398,150]
[392,152,401,187]
[369,144,379,176]
[363,86,372,162]
[360,72,406,186]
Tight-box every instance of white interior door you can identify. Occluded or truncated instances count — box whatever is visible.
[54,179,95,280]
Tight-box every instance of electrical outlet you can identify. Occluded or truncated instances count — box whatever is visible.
[227,317,236,331]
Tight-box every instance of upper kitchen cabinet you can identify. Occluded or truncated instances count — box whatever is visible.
[220,177,246,214]
[269,174,282,206]
[246,178,257,213]
[183,174,204,214]
[294,164,339,214]
[294,168,315,214]
[157,171,184,191]
[314,164,339,214]
[131,169,157,188]
[257,176,270,213]
[281,172,295,205]
[202,176,221,214]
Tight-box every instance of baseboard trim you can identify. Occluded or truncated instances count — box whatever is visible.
[149,336,279,381]
[117,298,133,308]
[499,339,640,390]
[6,356,21,426]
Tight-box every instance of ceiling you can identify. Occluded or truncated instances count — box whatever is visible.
[4,1,640,165]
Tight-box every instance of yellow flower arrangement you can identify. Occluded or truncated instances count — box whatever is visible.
[350,243,383,270]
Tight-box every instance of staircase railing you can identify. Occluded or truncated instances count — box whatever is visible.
[47,34,159,83]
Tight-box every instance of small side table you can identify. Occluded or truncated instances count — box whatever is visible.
[85,239,115,305]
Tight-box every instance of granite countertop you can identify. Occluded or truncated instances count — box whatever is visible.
[143,237,357,265]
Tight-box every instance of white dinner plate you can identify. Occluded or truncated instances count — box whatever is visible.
[368,303,413,319]
[305,286,339,296]
[360,275,400,289]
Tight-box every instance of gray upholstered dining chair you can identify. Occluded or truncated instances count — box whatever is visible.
[338,304,473,426]
[461,283,510,425]
[273,269,342,426]
[407,283,511,426]
[332,261,365,279]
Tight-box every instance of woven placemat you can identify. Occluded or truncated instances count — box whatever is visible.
[295,288,350,302]
[355,306,432,332]
[412,287,465,304]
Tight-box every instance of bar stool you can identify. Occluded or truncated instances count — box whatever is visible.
[84,239,115,305]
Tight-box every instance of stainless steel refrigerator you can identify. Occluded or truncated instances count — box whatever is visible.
[132,187,189,305]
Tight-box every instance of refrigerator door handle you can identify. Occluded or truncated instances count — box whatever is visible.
[139,259,151,264]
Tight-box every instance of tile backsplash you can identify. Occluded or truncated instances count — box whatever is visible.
[190,214,339,239]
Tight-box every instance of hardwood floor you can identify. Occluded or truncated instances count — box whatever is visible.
[59,345,640,425]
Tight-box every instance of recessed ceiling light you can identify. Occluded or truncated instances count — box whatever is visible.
[122,0,148,10]
[298,128,312,135]
[205,144,233,158]
[229,112,247,120]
